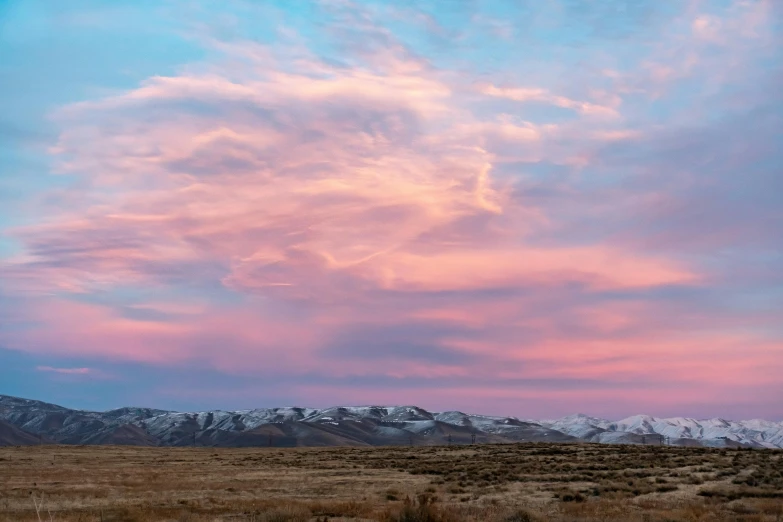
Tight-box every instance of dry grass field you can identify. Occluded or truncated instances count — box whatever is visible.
[1,443,781,522]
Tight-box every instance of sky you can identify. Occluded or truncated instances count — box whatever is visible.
[0,0,781,420]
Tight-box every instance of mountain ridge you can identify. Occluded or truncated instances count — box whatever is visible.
[1,394,780,448]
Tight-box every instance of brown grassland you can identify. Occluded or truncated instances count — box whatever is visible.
[0,443,781,522]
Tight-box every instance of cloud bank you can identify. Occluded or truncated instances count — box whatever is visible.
[0,0,781,418]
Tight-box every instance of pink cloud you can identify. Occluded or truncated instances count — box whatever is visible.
[692,15,723,41]
[480,84,620,119]
[4,44,695,303]
[0,39,712,361]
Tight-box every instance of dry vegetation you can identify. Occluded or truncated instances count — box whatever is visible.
[1,443,781,521]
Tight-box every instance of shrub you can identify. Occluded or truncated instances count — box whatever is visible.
[384,493,458,522]
[504,509,535,522]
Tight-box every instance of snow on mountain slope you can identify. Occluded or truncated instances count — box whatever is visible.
[540,413,612,439]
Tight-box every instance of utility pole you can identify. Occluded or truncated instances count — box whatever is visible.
[447,434,452,446]
[471,433,476,444]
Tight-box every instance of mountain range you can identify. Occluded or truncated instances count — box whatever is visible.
[1,395,781,448]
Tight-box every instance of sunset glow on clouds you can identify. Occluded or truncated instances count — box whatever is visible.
[1,0,781,419]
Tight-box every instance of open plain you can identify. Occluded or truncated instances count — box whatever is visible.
[1,443,781,522]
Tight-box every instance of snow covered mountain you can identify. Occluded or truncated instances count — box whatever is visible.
[0,395,780,448]
[539,413,783,449]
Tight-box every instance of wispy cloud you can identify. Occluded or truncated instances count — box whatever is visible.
[36,366,94,375]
